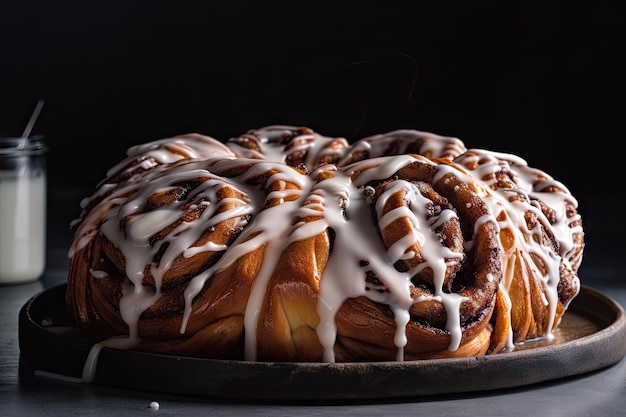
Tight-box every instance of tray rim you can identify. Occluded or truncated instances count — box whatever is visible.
[18,284,626,400]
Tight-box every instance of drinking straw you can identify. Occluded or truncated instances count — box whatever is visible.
[21,99,45,139]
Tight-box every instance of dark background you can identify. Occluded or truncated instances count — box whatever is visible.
[1,1,624,203]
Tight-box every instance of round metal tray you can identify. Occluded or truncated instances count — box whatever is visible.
[18,284,626,400]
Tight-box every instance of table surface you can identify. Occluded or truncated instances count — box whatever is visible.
[2,186,625,416]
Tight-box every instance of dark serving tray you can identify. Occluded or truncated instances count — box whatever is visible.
[18,284,626,400]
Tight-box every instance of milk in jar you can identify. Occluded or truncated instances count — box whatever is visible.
[0,136,47,284]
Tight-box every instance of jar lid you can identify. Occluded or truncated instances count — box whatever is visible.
[0,136,47,156]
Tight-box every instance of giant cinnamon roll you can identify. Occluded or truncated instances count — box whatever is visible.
[66,125,583,362]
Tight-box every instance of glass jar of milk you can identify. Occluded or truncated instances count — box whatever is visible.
[0,136,47,285]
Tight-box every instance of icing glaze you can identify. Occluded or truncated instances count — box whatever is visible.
[67,125,583,365]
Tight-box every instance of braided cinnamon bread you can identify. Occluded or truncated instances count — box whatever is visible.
[66,125,583,362]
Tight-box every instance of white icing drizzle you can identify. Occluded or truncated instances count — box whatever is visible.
[339,129,467,162]
[67,126,583,369]
[452,149,582,340]
[377,179,467,351]
[34,342,106,384]
[308,169,416,362]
